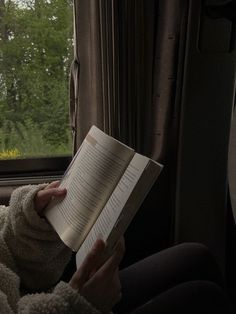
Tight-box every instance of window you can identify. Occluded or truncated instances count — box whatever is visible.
[0,0,73,179]
[0,0,73,159]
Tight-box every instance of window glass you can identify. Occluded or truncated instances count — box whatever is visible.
[0,0,73,159]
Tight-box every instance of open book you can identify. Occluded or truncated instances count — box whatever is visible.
[45,126,163,268]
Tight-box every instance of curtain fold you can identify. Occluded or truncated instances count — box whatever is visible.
[70,0,104,149]
[70,0,186,161]
[149,0,184,161]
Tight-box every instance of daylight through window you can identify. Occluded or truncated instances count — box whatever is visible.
[0,0,74,159]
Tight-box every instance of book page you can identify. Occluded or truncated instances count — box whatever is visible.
[45,126,135,251]
[76,154,163,268]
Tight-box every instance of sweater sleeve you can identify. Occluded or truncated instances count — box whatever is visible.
[18,281,101,314]
[1,184,72,291]
[0,264,101,314]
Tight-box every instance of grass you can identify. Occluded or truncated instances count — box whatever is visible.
[0,121,72,159]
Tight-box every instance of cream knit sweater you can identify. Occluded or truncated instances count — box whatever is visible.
[0,184,100,314]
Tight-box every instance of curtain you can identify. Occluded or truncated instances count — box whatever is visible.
[174,0,236,270]
[70,0,186,161]
[69,0,236,272]
[69,0,191,265]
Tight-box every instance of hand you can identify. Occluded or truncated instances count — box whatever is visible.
[69,239,106,291]
[34,181,67,215]
[70,237,125,313]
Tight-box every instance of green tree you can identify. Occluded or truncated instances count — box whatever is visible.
[0,0,73,157]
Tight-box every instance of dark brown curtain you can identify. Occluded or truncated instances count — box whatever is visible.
[69,0,200,266]
[174,1,236,271]
[68,0,236,273]
[70,0,186,161]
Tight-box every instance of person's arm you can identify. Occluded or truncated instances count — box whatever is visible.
[18,281,101,314]
[1,182,72,291]
[0,241,102,314]
[0,240,124,314]
[17,238,124,314]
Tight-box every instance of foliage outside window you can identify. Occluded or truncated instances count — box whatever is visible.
[0,0,73,159]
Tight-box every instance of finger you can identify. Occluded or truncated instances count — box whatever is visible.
[113,269,122,293]
[115,291,122,305]
[40,187,67,201]
[36,187,67,214]
[100,239,125,274]
[70,239,106,290]
[70,239,105,289]
[111,271,122,306]
[45,180,61,190]
[117,236,126,253]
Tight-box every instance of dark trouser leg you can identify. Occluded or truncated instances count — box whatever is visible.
[114,242,226,313]
[131,280,233,314]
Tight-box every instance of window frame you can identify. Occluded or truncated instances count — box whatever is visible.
[0,156,72,185]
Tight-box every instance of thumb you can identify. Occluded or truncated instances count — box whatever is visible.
[69,239,105,291]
